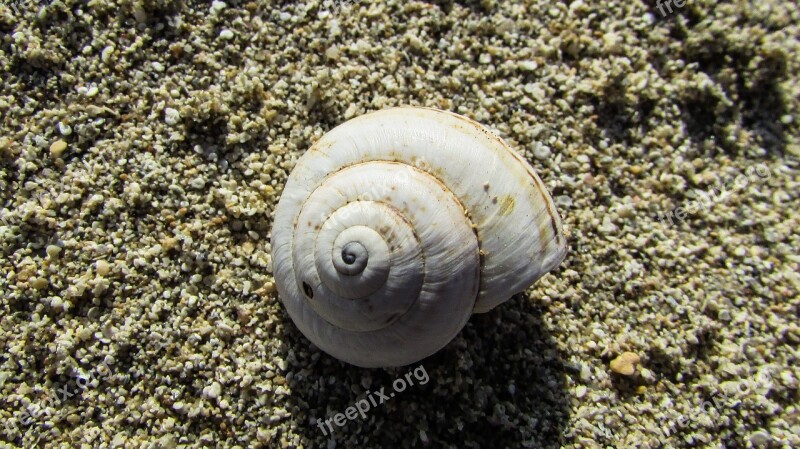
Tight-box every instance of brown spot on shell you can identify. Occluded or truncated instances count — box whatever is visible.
[519,161,561,246]
[497,195,515,216]
[442,109,564,248]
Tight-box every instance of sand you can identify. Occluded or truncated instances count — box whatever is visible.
[0,0,798,447]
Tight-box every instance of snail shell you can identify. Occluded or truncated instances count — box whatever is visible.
[271,107,566,368]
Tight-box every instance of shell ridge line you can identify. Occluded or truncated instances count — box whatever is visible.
[523,204,563,250]
[420,106,510,154]
[519,157,562,246]
[399,163,484,299]
[271,107,569,367]
[368,200,427,329]
[289,159,480,334]
[456,116,563,247]
[295,198,429,334]
[410,106,565,249]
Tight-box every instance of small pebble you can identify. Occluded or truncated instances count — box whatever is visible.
[31,278,49,290]
[610,352,641,376]
[210,1,227,14]
[533,143,551,160]
[96,260,110,277]
[164,108,181,126]
[204,381,222,399]
[57,122,72,136]
[46,245,62,260]
[519,60,538,71]
[50,140,68,159]
[50,297,64,311]
[749,431,772,445]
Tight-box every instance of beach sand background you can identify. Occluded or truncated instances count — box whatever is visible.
[0,0,798,447]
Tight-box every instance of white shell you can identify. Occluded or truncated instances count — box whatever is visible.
[271,107,566,367]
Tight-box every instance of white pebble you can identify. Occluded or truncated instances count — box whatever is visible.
[580,364,592,382]
[210,1,226,14]
[555,195,573,207]
[204,381,222,399]
[46,245,62,260]
[599,216,618,235]
[219,29,234,40]
[96,260,111,277]
[519,60,538,71]
[419,430,429,444]
[749,431,772,445]
[101,45,115,62]
[111,434,126,448]
[57,122,72,136]
[533,143,552,160]
[164,108,181,126]
[50,297,64,311]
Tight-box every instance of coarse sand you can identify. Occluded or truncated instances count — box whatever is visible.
[0,0,798,448]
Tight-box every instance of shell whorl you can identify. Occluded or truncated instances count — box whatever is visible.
[271,107,566,367]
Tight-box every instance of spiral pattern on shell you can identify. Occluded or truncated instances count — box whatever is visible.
[271,107,566,367]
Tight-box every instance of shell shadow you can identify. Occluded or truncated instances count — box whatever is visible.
[279,293,571,448]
